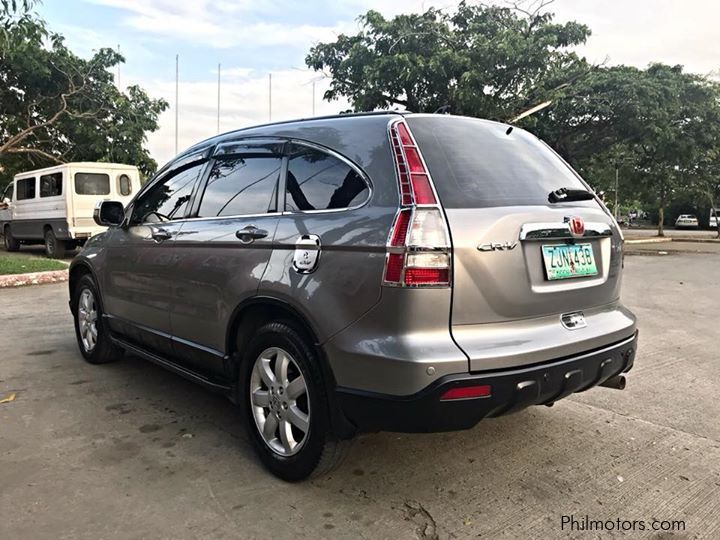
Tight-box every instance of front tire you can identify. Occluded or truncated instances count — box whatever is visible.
[72,275,123,364]
[240,321,348,481]
[3,226,20,252]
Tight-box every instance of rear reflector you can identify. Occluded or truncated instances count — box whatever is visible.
[440,385,492,401]
[405,267,449,285]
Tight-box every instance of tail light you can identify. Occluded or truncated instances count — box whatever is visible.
[384,120,451,287]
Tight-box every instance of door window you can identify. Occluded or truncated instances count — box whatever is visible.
[285,145,369,212]
[16,178,36,200]
[75,173,110,195]
[131,162,204,224]
[198,156,281,217]
[40,172,63,197]
[2,183,13,202]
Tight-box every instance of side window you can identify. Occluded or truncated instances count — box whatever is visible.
[75,173,110,195]
[2,183,13,201]
[285,145,369,212]
[40,172,63,197]
[132,162,204,223]
[198,156,281,217]
[118,174,132,196]
[16,178,36,200]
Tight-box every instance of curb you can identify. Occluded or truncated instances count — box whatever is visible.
[0,269,69,288]
[625,237,720,245]
[625,238,673,244]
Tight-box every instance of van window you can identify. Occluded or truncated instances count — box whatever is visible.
[285,145,368,211]
[75,173,110,195]
[40,172,63,197]
[118,174,132,196]
[16,178,36,200]
[406,116,592,208]
[2,183,13,202]
[198,157,280,217]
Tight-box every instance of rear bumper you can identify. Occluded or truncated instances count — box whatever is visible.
[336,331,638,434]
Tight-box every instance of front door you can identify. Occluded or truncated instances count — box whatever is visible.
[102,159,207,357]
[169,142,283,376]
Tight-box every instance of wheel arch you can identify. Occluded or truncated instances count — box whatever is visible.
[68,261,100,314]
[226,295,355,438]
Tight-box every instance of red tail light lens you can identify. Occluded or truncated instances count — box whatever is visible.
[384,120,449,287]
[440,385,492,401]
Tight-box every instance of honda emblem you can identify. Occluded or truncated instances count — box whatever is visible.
[566,216,585,238]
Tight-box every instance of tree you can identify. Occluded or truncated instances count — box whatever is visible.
[0,1,167,188]
[306,1,591,120]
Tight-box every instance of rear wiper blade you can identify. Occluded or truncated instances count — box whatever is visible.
[548,187,596,203]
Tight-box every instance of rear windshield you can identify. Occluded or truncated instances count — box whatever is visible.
[407,116,591,208]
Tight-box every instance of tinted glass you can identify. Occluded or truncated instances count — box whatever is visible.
[198,157,280,217]
[40,172,63,197]
[406,116,591,208]
[133,162,204,223]
[118,174,132,196]
[285,145,368,211]
[16,178,36,200]
[75,173,110,195]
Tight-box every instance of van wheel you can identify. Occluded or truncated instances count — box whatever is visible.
[3,226,20,252]
[240,321,349,481]
[44,228,67,258]
[72,274,123,364]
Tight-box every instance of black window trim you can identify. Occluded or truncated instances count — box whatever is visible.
[39,171,63,198]
[281,139,373,216]
[15,176,37,200]
[185,138,287,222]
[124,158,211,227]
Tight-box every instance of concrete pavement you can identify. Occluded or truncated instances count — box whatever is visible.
[1,254,719,538]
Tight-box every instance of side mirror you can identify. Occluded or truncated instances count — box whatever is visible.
[94,200,125,227]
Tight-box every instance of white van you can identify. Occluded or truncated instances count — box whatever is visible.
[710,208,719,229]
[0,163,141,257]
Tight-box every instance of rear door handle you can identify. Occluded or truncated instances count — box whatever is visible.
[236,225,268,244]
[151,228,173,242]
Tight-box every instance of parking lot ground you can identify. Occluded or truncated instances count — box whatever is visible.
[1,254,720,539]
[625,241,720,256]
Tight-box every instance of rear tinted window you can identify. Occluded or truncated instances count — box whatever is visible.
[16,178,36,200]
[406,116,590,208]
[75,173,110,195]
[285,145,369,212]
[40,172,62,197]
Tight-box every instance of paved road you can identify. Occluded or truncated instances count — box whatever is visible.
[1,255,720,539]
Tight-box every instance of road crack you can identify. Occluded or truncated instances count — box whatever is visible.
[403,500,439,540]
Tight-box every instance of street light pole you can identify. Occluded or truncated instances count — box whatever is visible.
[217,63,221,134]
[175,54,179,155]
[268,73,272,122]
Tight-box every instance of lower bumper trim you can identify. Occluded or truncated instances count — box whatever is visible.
[335,332,638,434]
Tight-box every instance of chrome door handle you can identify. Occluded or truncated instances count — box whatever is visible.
[151,228,173,242]
[235,225,268,244]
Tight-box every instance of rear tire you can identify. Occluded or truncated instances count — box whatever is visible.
[44,228,68,258]
[72,274,123,364]
[239,321,349,481]
[3,226,20,252]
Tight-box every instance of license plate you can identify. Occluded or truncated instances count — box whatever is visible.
[542,243,598,280]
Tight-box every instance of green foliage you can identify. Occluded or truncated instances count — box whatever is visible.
[0,253,67,274]
[0,3,167,189]
[306,1,590,119]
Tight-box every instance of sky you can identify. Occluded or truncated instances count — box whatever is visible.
[35,0,720,168]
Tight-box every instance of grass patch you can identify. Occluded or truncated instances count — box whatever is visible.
[0,254,68,275]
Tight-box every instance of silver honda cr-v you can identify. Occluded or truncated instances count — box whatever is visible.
[69,113,638,481]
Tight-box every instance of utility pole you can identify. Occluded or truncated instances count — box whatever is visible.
[614,163,619,221]
[312,80,316,116]
[117,44,121,88]
[175,54,179,155]
[217,63,221,134]
[268,73,272,122]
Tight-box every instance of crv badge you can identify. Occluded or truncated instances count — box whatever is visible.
[561,311,586,330]
[477,241,517,252]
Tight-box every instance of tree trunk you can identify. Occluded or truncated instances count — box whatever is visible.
[657,206,664,237]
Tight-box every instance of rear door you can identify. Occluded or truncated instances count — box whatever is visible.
[406,116,625,368]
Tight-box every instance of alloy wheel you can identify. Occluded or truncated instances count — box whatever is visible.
[77,289,98,352]
[249,347,310,456]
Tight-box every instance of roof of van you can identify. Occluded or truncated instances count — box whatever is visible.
[13,162,139,178]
